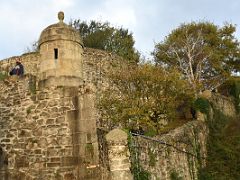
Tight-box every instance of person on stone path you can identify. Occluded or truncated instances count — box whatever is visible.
[9,58,24,76]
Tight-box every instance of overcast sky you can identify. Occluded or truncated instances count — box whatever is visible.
[0,0,239,60]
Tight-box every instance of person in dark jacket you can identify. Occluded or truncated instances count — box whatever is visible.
[9,58,24,76]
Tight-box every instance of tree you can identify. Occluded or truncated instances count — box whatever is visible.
[70,19,140,64]
[153,22,240,95]
[98,63,193,133]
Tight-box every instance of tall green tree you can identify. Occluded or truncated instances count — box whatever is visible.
[70,19,140,64]
[153,22,240,95]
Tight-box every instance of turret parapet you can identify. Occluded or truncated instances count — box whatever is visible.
[38,12,84,88]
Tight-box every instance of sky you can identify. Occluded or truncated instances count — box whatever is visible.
[0,0,240,60]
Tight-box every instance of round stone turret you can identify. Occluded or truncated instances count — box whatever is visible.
[38,12,84,88]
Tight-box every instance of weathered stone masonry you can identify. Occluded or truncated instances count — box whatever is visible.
[1,12,237,180]
[129,93,236,180]
[0,76,101,179]
[0,12,108,180]
[131,120,208,180]
[0,10,124,179]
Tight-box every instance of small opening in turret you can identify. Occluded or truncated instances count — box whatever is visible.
[54,48,58,59]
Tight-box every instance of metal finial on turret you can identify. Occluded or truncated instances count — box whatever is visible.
[58,11,64,22]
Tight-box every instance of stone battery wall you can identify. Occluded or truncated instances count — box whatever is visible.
[0,48,122,85]
[0,76,100,179]
[131,120,208,180]
[0,47,237,180]
[129,94,237,180]
[0,48,124,180]
[82,48,123,85]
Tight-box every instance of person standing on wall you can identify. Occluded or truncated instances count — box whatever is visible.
[9,58,24,76]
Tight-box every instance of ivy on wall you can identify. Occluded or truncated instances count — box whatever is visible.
[198,107,240,179]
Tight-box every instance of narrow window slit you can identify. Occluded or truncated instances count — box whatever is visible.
[54,48,58,59]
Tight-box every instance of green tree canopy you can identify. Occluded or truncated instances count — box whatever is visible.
[70,19,140,64]
[98,63,193,133]
[153,22,240,95]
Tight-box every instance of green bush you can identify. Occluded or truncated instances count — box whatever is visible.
[198,168,212,180]
[198,107,240,179]
[0,72,8,81]
[170,170,183,180]
[193,98,210,114]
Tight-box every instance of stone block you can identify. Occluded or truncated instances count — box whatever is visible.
[47,162,61,167]
[64,173,75,180]
[50,157,61,162]
[58,136,72,145]
[38,137,47,148]
[18,129,31,138]
[47,148,60,156]
[56,116,65,124]
[34,149,42,154]
[1,139,10,143]
[46,118,55,125]
[61,156,78,166]
[48,100,58,107]
[33,127,42,136]
[15,156,29,168]
[58,128,68,135]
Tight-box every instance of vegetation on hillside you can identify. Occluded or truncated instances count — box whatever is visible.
[195,80,240,180]
[199,109,240,180]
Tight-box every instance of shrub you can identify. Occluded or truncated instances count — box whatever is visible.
[0,72,8,81]
[193,98,210,114]
[170,170,183,180]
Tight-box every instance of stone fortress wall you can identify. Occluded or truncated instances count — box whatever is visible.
[0,76,101,179]
[0,48,124,180]
[0,12,237,180]
[0,48,122,88]
[130,92,236,180]
[0,48,237,180]
[131,118,208,180]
